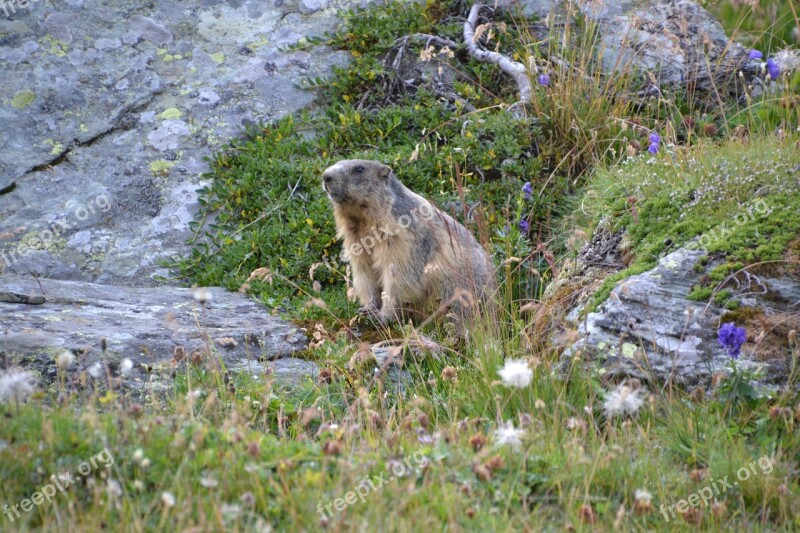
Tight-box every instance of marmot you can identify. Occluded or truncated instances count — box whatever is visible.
[322,159,496,324]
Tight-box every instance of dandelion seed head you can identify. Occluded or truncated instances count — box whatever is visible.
[0,369,37,404]
[492,420,525,451]
[603,383,645,417]
[498,359,533,388]
[120,358,134,376]
[161,491,176,507]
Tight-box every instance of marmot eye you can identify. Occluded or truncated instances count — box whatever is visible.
[354,165,365,174]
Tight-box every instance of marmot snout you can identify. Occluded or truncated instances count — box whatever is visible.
[323,159,496,325]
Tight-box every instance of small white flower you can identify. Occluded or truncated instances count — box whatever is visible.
[88,362,103,379]
[119,358,134,376]
[200,476,218,488]
[492,420,525,451]
[161,491,176,507]
[107,478,122,498]
[187,389,203,401]
[56,350,75,369]
[193,287,212,304]
[0,369,37,404]
[133,479,145,491]
[634,489,652,504]
[220,503,242,518]
[140,458,151,470]
[132,449,144,463]
[603,384,645,418]
[498,359,533,388]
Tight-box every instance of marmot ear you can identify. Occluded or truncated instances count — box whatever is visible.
[378,163,392,179]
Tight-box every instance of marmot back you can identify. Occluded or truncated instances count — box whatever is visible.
[322,159,496,325]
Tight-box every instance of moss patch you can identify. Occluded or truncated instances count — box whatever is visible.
[11,90,35,109]
[578,136,800,312]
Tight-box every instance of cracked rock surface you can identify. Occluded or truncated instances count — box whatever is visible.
[563,247,800,386]
[0,0,370,284]
[0,0,383,382]
[0,273,314,390]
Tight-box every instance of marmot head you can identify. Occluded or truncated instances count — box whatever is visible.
[322,160,392,205]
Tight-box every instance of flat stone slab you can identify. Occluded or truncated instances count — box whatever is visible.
[0,274,313,386]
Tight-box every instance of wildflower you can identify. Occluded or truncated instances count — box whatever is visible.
[718,322,747,358]
[492,420,525,450]
[200,476,219,488]
[440,366,458,382]
[0,369,37,404]
[647,131,661,155]
[88,362,103,379]
[161,491,176,507]
[748,49,763,60]
[537,73,550,86]
[132,448,145,463]
[193,287,212,304]
[603,383,645,417]
[107,479,123,499]
[469,433,488,451]
[522,181,532,200]
[498,358,533,388]
[417,432,434,444]
[766,58,780,80]
[633,489,654,514]
[56,350,75,369]
[518,219,530,233]
[119,358,134,376]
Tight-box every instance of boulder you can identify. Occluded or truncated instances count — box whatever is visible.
[0,274,312,389]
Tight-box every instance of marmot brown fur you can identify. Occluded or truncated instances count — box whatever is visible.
[322,159,496,324]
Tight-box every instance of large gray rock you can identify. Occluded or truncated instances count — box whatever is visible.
[564,247,800,386]
[0,0,377,284]
[0,273,313,388]
[502,0,787,92]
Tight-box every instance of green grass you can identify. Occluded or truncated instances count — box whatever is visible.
[575,134,800,313]
[3,1,800,531]
[1,340,799,530]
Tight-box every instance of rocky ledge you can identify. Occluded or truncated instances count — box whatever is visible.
[561,247,800,387]
[0,274,315,390]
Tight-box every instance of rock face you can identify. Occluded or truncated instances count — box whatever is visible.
[0,274,314,388]
[563,247,800,386]
[504,0,789,94]
[0,0,375,285]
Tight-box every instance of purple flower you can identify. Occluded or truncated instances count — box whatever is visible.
[648,142,659,155]
[522,182,532,200]
[518,219,529,233]
[718,322,747,359]
[766,58,780,80]
[649,132,661,145]
[538,73,550,86]
[748,49,763,60]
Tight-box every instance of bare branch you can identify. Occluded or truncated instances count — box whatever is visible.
[463,3,532,104]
